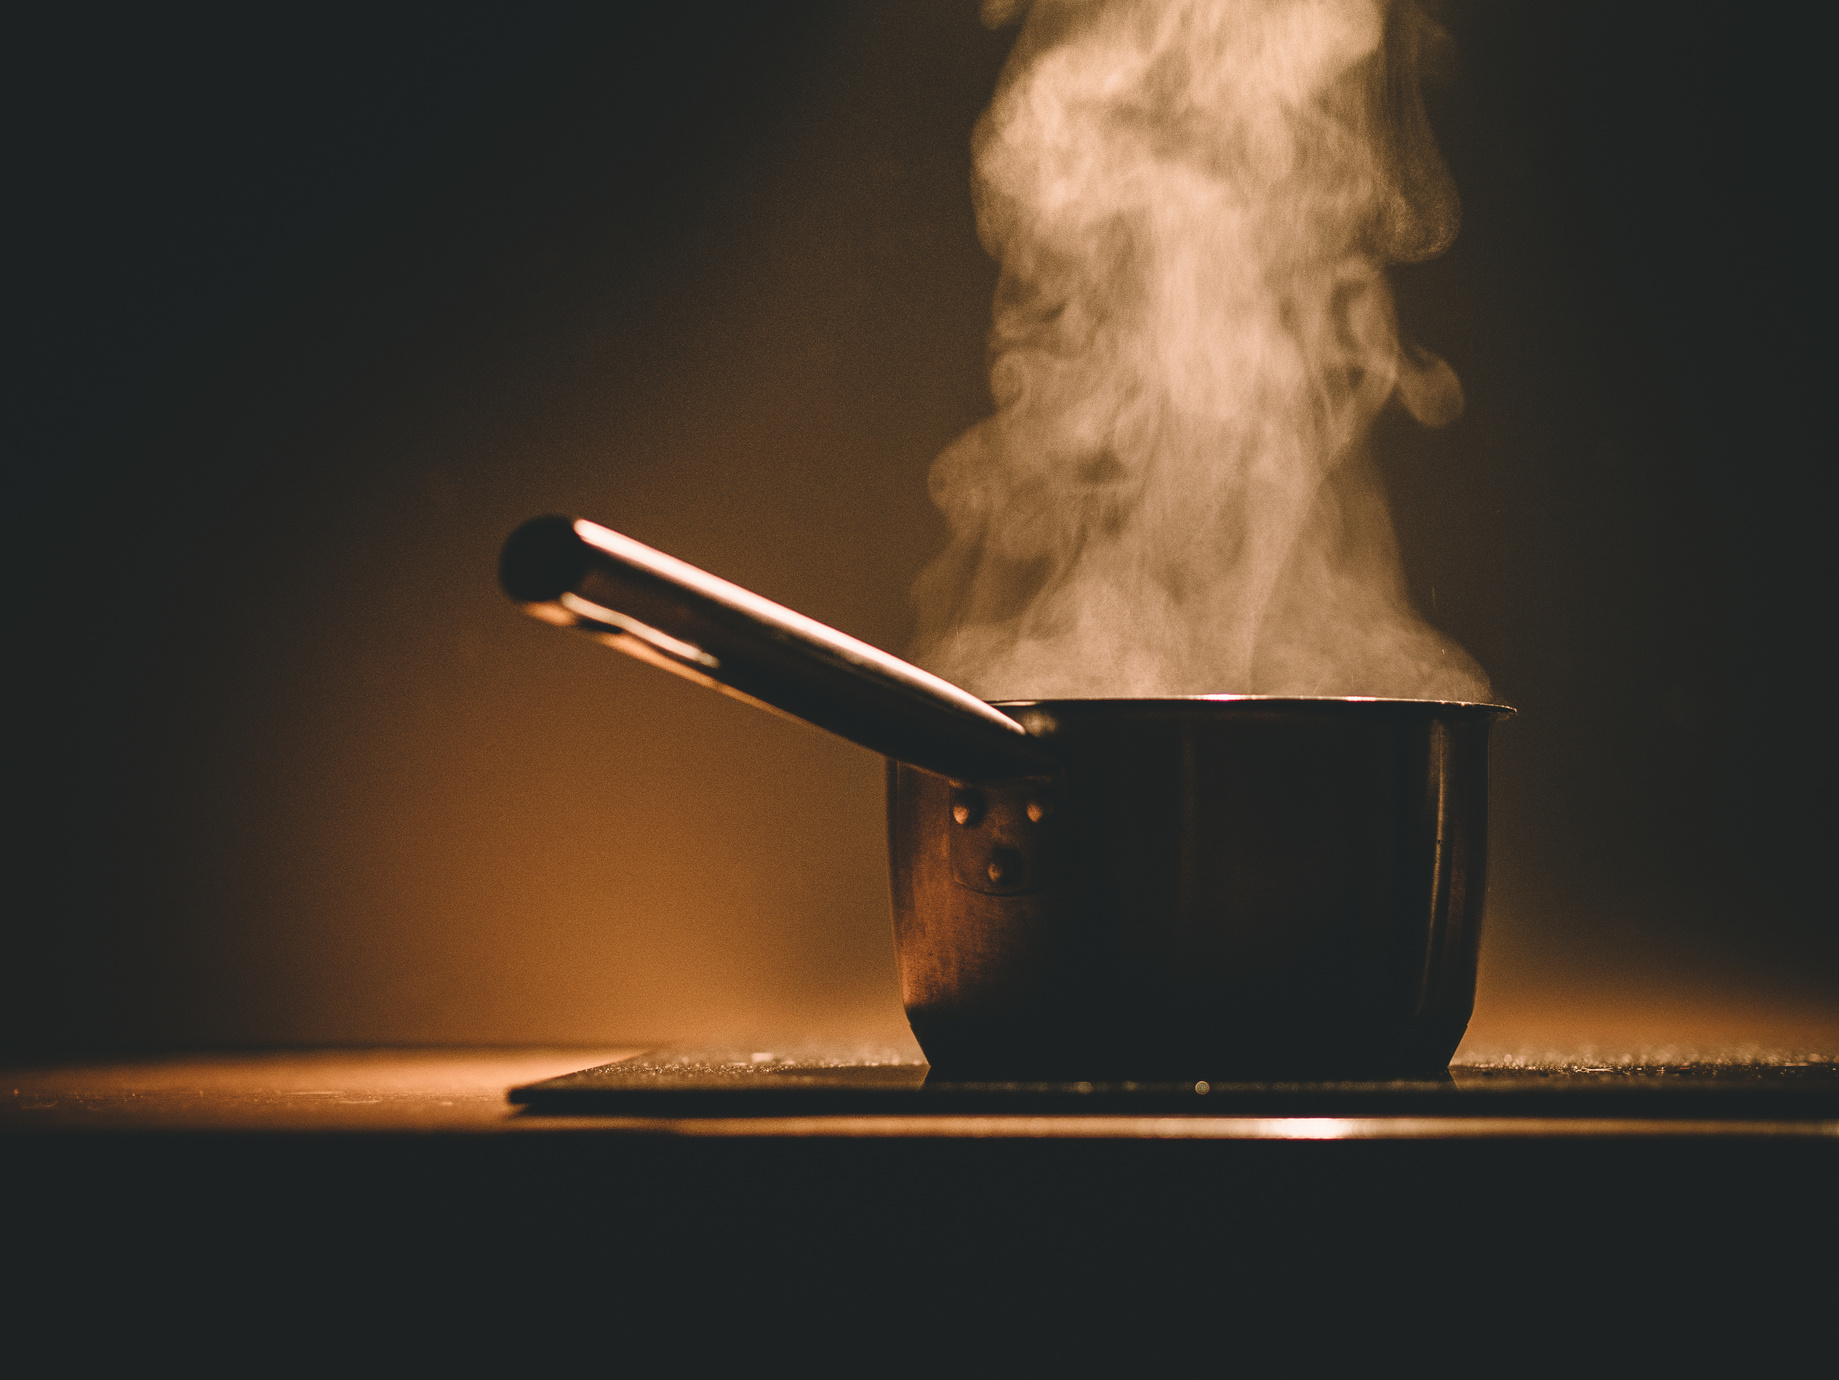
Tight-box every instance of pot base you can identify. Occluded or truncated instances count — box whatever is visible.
[908,1010,1471,1082]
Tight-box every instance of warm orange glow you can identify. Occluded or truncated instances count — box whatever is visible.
[1,1050,642,1131]
[8,1053,1830,1138]
[1460,964,1839,1066]
[33,5,1820,1071]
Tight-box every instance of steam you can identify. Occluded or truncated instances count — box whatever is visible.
[911,0,1489,702]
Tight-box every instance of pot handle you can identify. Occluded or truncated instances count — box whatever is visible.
[500,515,1057,782]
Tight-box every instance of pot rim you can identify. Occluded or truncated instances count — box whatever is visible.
[989,694,1515,716]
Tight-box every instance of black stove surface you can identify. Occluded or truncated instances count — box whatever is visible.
[510,1048,1839,1126]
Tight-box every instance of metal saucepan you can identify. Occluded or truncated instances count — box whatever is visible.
[501,514,1513,1078]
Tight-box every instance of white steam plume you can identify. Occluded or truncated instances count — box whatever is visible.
[912,0,1489,702]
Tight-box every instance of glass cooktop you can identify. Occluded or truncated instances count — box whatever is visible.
[510,1047,1839,1125]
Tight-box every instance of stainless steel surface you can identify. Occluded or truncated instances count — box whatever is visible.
[501,515,1513,1078]
[890,698,1509,1078]
[500,515,1054,781]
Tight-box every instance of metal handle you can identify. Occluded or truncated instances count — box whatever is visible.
[500,515,1058,782]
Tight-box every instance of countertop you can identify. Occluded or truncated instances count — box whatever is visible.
[7,1048,1832,1357]
[6,1046,1833,1136]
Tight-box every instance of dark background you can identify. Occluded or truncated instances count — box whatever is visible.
[8,2,1831,1055]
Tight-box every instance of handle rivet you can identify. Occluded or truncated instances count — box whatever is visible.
[986,847,1023,885]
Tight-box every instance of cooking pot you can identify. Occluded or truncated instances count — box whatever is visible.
[501,514,1512,1078]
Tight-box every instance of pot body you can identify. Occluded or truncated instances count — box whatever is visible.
[887,698,1506,1078]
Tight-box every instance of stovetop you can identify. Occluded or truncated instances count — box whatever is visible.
[511,1048,1839,1130]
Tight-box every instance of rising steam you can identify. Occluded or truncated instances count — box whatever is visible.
[911,0,1490,701]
